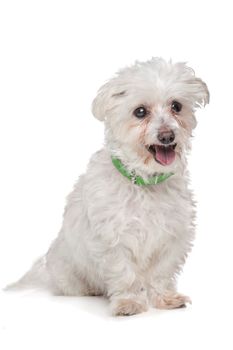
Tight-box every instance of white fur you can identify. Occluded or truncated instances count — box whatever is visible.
[7,58,209,316]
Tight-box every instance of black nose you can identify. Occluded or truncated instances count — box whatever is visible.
[157,130,175,145]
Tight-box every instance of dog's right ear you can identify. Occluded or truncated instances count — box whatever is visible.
[92,80,126,121]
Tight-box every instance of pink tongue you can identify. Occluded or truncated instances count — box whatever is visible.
[155,145,176,166]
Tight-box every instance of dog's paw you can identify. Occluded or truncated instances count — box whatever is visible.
[111,297,148,316]
[152,291,192,310]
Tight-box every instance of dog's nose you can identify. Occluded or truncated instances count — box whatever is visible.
[157,130,175,145]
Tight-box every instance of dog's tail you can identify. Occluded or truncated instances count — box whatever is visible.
[4,256,51,292]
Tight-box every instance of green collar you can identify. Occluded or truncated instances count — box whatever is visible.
[111,157,174,186]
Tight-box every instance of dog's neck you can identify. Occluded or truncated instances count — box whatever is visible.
[111,156,174,185]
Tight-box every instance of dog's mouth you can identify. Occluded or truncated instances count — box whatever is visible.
[146,144,177,166]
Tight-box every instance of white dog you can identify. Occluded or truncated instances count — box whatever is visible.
[8,58,209,316]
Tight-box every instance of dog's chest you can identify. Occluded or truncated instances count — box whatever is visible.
[115,182,193,269]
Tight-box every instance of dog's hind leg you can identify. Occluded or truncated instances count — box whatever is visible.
[45,236,93,296]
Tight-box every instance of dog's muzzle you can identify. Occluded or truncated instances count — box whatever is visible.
[147,144,176,166]
[157,130,175,145]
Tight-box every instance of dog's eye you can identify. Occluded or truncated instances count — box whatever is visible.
[171,101,182,113]
[133,106,148,118]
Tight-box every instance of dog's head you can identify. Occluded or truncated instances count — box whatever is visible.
[92,58,209,175]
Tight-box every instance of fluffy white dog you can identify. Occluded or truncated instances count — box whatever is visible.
[8,58,209,316]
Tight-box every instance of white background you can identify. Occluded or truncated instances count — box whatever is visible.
[0,0,232,349]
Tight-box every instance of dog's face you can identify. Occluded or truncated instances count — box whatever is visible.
[92,58,209,175]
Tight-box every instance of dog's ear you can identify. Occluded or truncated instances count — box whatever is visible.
[192,77,209,108]
[92,80,126,121]
[185,76,210,109]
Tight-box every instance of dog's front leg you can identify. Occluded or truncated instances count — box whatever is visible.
[147,277,191,310]
[146,251,192,310]
[99,249,149,316]
[109,283,149,316]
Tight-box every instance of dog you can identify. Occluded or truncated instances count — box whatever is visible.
[7,58,209,316]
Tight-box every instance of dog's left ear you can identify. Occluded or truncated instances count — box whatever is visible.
[188,77,210,108]
[92,80,126,121]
